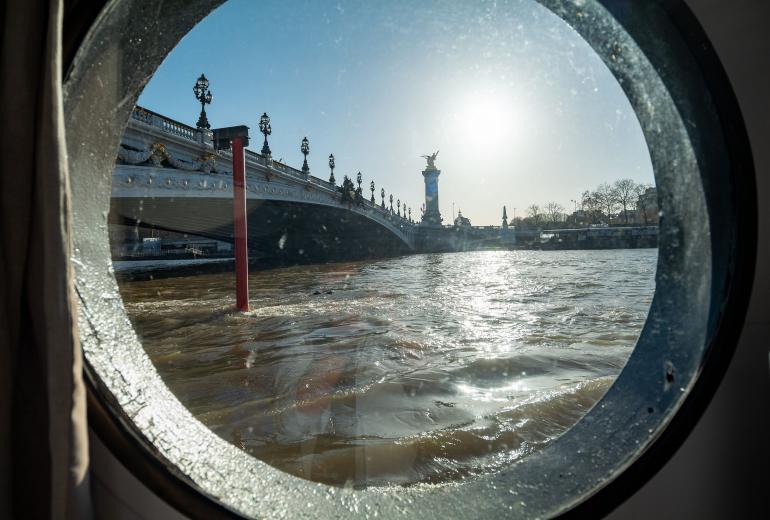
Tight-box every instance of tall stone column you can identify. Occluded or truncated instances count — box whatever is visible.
[421,166,443,226]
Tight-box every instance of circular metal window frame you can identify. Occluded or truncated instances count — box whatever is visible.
[64,0,756,518]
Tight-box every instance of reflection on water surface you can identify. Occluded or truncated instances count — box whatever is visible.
[119,249,656,486]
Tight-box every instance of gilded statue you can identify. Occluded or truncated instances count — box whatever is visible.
[421,150,439,170]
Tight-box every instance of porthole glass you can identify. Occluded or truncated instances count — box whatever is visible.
[109,0,657,488]
[65,0,751,517]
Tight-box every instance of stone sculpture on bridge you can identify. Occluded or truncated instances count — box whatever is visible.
[421,150,439,170]
[339,175,356,204]
[117,142,217,174]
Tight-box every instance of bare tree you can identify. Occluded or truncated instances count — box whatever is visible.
[527,204,543,228]
[544,201,565,227]
[581,190,599,225]
[613,178,637,224]
[518,181,656,231]
[594,182,619,224]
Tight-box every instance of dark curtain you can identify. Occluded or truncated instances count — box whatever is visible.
[0,0,90,518]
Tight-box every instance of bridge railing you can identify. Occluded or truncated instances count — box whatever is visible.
[309,176,336,191]
[239,149,401,212]
[162,119,197,141]
[131,107,153,125]
[131,106,201,143]
[242,148,323,185]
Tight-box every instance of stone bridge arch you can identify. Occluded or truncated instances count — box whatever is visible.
[110,107,416,264]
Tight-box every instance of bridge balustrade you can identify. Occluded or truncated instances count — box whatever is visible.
[162,119,196,140]
[131,106,201,143]
[131,107,153,125]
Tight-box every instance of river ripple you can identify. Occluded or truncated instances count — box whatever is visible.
[119,249,657,486]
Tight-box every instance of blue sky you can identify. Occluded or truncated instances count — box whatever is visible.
[138,0,653,225]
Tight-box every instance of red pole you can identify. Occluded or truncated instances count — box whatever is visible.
[231,136,249,311]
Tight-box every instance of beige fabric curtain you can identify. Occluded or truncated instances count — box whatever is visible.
[0,0,90,518]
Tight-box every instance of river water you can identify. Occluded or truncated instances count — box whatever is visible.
[119,249,657,487]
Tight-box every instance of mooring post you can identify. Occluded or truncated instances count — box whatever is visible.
[231,136,249,311]
[213,125,251,311]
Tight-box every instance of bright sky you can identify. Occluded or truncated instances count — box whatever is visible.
[138,0,654,225]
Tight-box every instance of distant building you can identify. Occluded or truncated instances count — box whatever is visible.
[566,209,589,227]
[454,209,472,228]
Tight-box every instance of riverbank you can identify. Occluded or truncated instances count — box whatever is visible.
[113,241,659,282]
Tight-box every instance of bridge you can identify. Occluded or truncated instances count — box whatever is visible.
[111,107,418,264]
[111,105,657,263]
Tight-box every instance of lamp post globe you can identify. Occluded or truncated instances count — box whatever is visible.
[193,73,213,129]
[301,137,310,174]
[259,112,272,156]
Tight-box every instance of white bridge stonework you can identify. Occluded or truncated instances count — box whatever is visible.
[113,107,417,249]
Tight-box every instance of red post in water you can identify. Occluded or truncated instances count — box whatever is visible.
[231,136,249,311]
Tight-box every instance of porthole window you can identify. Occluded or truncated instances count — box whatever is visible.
[65,0,755,518]
[111,0,659,489]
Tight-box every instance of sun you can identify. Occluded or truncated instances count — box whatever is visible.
[453,89,518,152]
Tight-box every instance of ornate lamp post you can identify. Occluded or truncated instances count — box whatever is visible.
[259,113,272,156]
[397,198,401,217]
[381,188,386,209]
[370,181,375,203]
[300,137,310,175]
[193,74,213,129]
[328,154,336,185]
[356,171,362,190]
[389,193,394,213]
